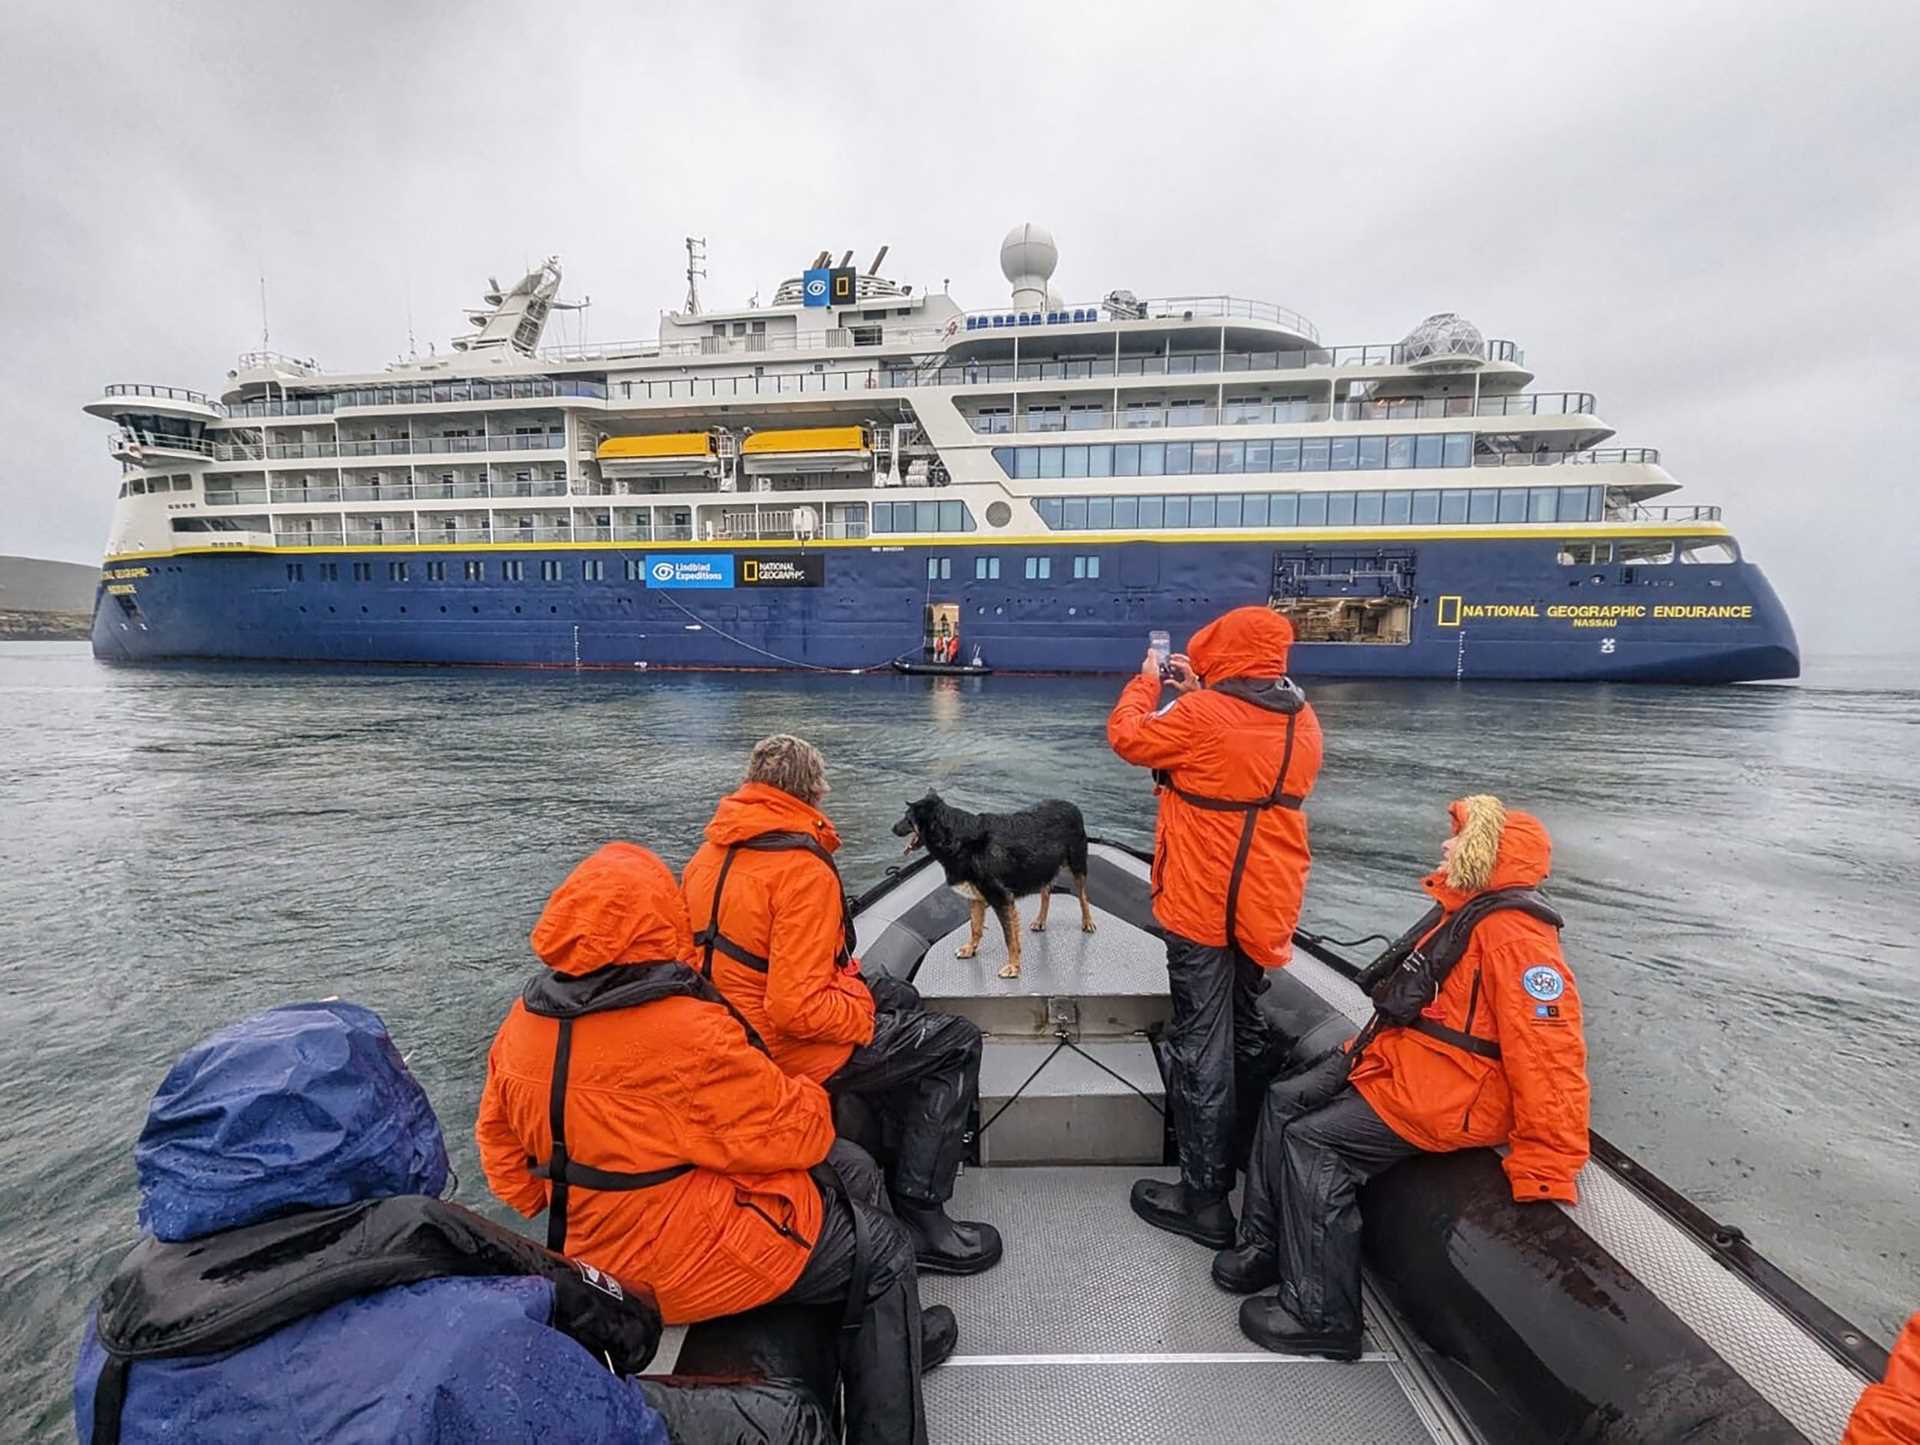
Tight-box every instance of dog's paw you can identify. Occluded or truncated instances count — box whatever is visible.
[955,944,978,959]
[997,961,1022,979]
[1082,920,1098,934]
[1029,919,1047,933]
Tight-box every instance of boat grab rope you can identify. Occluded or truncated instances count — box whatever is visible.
[1296,926,1392,952]
[972,1037,1165,1144]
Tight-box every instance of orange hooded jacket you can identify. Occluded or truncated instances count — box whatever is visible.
[1107,606,1322,967]
[682,782,877,1084]
[475,842,835,1324]
[1349,797,1591,1204]
[1845,1314,1920,1445]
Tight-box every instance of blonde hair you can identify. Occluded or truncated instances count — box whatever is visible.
[747,734,828,804]
[1445,794,1506,892]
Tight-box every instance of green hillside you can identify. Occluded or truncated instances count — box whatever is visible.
[0,555,97,639]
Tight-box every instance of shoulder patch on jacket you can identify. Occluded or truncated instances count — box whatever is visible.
[1520,965,1565,1002]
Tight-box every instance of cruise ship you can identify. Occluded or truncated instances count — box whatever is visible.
[86,226,1799,681]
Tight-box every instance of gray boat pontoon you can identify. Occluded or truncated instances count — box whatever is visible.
[659,839,1886,1444]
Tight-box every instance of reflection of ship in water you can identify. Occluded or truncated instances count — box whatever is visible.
[86,226,1797,682]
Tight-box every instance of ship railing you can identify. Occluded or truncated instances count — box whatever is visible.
[490,479,570,498]
[573,525,612,541]
[1334,392,1596,421]
[611,525,654,542]
[224,396,335,418]
[653,525,696,542]
[112,431,217,456]
[422,527,494,544]
[205,487,271,506]
[1611,503,1722,522]
[270,486,343,504]
[343,530,418,546]
[1474,447,1659,467]
[1141,296,1321,340]
[104,383,219,408]
[236,351,320,375]
[341,484,415,502]
[275,530,345,547]
[330,378,607,408]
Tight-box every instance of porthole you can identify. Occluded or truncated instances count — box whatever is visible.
[1068,607,1077,616]
[994,605,1004,616]
[985,501,1012,528]
[549,605,558,614]
[513,605,522,614]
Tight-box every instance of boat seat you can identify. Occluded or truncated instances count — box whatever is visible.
[667,1301,842,1429]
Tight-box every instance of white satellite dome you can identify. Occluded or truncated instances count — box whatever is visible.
[1401,312,1486,368]
[1000,222,1058,309]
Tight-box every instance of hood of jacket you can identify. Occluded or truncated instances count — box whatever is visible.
[1188,606,1294,683]
[1422,795,1552,910]
[531,842,695,977]
[703,781,842,852]
[134,1002,449,1243]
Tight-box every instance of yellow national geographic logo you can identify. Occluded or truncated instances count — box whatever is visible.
[742,559,760,582]
[1437,595,1461,627]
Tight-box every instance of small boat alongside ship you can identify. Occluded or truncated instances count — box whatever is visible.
[85,227,1798,682]
[790,837,1884,1444]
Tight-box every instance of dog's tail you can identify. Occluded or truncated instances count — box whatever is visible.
[1060,800,1091,876]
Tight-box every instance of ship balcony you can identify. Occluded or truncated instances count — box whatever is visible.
[967,393,1601,436]
[87,383,224,423]
[109,431,216,462]
[343,528,418,547]
[273,524,346,548]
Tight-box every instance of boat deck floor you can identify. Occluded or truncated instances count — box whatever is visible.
[919,1165,1459,1444]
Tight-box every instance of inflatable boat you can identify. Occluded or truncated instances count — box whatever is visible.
[670,837,1885,1444]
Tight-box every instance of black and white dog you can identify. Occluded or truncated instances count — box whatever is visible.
[892,791,1095,979]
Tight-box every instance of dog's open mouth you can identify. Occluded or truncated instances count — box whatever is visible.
[901,827,922,854]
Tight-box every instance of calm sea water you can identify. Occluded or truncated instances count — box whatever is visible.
[1,641,1915,1437]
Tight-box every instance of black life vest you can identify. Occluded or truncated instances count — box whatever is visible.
[521,960,767,1252]
[1153,691,1305,956]
[694,831,858,978]
[87,1194,661,1445]
[1357,887,1565,1062]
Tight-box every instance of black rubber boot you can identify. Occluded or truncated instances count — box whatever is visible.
[893,1200,1004,1276]
[1211,1242,1278,1294]
[1238,1294,1363,1361]
[1128,1178,1235,1248]
[920,1305,958,1372]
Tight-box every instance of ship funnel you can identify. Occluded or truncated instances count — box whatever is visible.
[869,245,889,275]
[1000,222,1058,311]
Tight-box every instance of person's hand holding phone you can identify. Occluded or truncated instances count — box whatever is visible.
[1164,653,1200,695]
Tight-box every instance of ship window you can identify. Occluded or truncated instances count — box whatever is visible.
[1329,437,1357,472]
[1678,538,1737,564]
[1300,438,1330,471]
[1271,439,1301,472]
[1356,436,1386,470]
[118,482,128,497]
[389,562,409,582]
[1558,485,1593,521]
[975,556,1001,580]
[1064,446,1088,479]
[1619,540,1674,565]
[1299,493,1328,526]
[427,561,447,582]
[1383,490,1412,525]
[1439,489,1468,524]
[941,500,970,532]
[1444,433,1472,467]
[1246,441,1271,470]
[1528,487,1558,522]
[1468,489,1499,523]
[353,562,373,581]
[1242,493,1268,526]
[1558,541,1613,566]
[1356,492,1384,525]
[1061,497,1087,529]
[1409,489,1438,524]
[624,559,644,580]
[1034,498,1062,527]
[503,560,525,581]
[584,559,605,581]
[1039,448,1064,479]
[319,563,338,581]
[1139,443,1166,474]
[542,560,564,581]
[1217,493,1242,527]
[172,475,191,491]
[1386,436,1414,469]
[1073,555,1102,579]
[1327,492,1357,526]
[1113,496,1139,528]
[1187,494,1213,527]
[466,560,486,581]
[1015,449,1039,479]
[1498,489,1529,523]
[1139,495,1164,528]
[285,564,303,582]
[1270,493,1298,526]
[1192,442,1217,474]
[129,478,147,495]
[1114,444,1140,477]
[1416,434,1445,469]
[1165,495,1190,527]
[928,557,951,580]
[1024,556,1052,580]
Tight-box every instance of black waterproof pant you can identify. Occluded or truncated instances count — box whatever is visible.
[827,988,981,1206]
[776,1141,928,1445]
[1163,934,1275,1197]
[1239,1073,1419,1336]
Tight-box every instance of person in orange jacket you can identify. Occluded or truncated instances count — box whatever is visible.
[1215,795,1590,1360]
[1846,1314,1920,1444]
[684,735,1002,1275]
[477,841,955,1445]
[1107,605,1323,1247]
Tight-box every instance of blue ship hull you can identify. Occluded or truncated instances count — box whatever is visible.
[91,535,1800,683]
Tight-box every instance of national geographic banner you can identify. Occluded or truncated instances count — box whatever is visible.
[738,554,825,588]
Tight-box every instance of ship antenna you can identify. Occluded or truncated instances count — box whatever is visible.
[258,268,270,350]
[684,236,708,316]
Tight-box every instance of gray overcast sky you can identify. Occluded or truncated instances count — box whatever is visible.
[3,0,1915,656]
